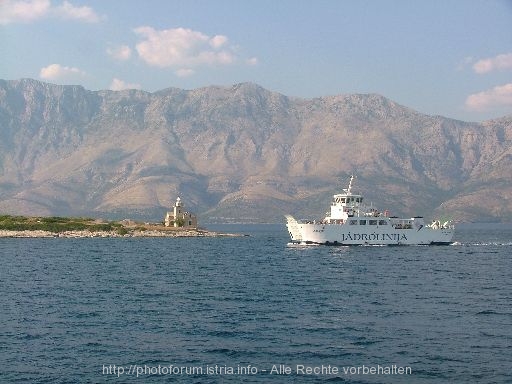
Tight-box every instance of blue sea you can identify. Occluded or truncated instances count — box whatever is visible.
[1,224,511,383]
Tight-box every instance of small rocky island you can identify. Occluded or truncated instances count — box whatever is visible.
[0,197,243,238]
[0,215,237,238]
[0,197,242,238]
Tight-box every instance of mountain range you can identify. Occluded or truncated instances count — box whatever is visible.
[0,78,511,223]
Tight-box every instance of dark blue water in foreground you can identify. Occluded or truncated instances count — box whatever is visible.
[1,224,511,383]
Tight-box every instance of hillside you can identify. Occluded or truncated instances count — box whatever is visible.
[0,79,511,222]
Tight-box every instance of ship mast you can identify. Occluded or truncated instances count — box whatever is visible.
[343,175,355,195]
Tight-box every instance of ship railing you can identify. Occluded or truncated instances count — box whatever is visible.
[427,220,454,230]
[298,219,346,225]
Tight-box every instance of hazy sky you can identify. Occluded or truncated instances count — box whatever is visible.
[1,0,511,121]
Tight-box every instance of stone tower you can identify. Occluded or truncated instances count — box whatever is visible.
[164,197,197,228]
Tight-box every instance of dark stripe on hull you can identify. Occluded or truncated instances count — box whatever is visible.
[297,241,453,246]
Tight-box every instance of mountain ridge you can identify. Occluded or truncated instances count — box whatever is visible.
[0,78,511,222]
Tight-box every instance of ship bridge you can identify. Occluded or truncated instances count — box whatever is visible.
[325,176,366,222]
[329,193,364,221]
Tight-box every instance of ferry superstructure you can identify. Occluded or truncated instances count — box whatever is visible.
[285,176,454,245]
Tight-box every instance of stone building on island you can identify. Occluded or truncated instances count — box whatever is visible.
[164,197,197,228]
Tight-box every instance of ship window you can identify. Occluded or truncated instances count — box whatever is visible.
[379,220,388,225]
[349,220,358,225]
[369,220,377,225]
[359,220,366,225]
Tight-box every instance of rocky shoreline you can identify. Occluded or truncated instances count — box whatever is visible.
[0,228,243,238]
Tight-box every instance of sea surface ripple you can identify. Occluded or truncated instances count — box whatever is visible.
[0,223,511,383]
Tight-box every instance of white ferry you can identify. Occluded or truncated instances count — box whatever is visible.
[285,176,454,245]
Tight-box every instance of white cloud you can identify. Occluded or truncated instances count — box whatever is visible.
[134,26,236,70]
[0,0,50,24]
[246,57,258,66]
[0,0,101,24]
[175,68,195,77]
[39,63,86,80]
[53,0,101,23]
[473,53,512,74]
[109,78,141,91]
[209,35,228,49]
[465,83,512,111]
[107,45,132,61]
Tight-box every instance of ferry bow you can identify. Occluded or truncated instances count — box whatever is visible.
[285,176,454,246]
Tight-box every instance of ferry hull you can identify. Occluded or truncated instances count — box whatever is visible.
[286,215,454,246]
